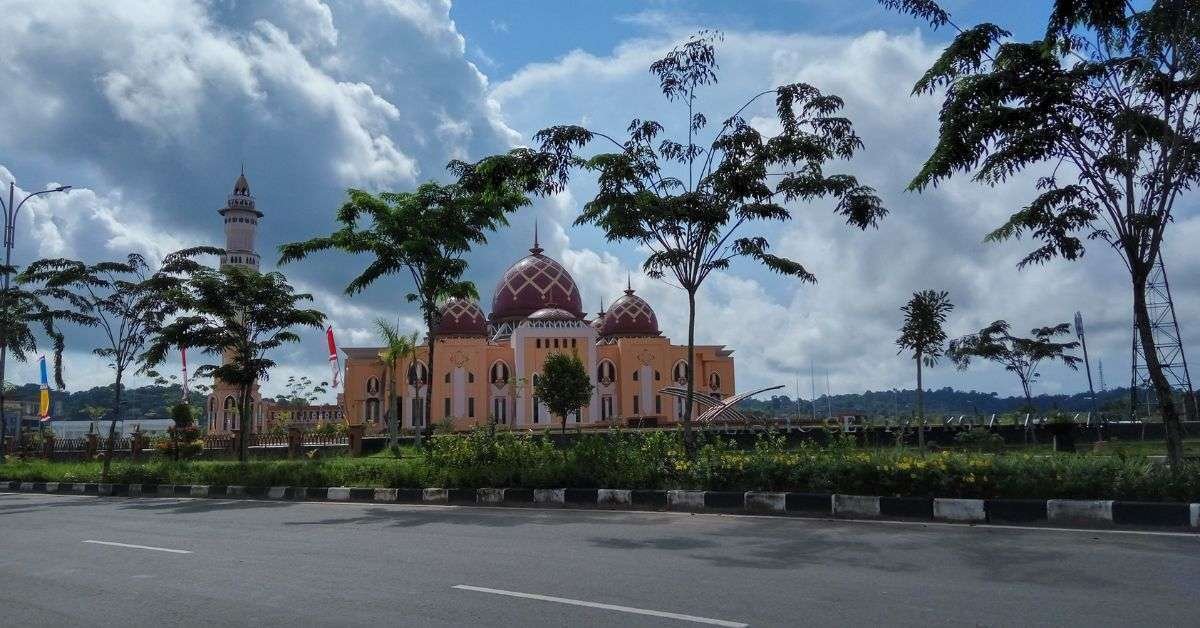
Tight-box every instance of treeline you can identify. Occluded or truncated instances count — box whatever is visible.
[7,383,206,421]
[737,386,1147,418]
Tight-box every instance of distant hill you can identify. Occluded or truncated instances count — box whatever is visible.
[736,386,1151,418]
[6,383,207,420]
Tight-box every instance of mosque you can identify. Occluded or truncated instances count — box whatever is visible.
[205,171,736,433]
[341,232,737,430]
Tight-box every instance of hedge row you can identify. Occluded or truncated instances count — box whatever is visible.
[3,429,1198,501]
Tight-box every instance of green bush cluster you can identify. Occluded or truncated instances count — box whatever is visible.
[4,428,1199,501]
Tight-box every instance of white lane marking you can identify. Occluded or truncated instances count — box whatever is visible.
[83,540,192,554]
[453,584,748,627]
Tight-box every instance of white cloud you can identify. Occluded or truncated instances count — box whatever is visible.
[494,27,1199,398]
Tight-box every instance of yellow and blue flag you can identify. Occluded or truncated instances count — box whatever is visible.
[38,356,51,421]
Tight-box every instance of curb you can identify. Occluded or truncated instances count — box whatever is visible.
[3,480,1196,531]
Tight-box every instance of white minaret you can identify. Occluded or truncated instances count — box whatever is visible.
[219,167,262,270]
[208,168,266,434]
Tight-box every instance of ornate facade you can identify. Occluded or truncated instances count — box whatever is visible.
[342,235,736,431]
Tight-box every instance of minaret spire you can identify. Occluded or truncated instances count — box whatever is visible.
[625,273,634,295]
[530,220,543,255]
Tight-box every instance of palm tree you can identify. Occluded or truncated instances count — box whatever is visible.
[896,290,954,449]
[376,319,418,449]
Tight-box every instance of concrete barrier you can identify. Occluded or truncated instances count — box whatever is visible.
[226,486,246,497]
[189,485,209,498]
[19,482,33,492]
[374,488,398,502]
[833,494,880,517]
[745,492,786,513]
[155,485,176,498]
[71,483,88,494]
[267,487,292,500]
[44,482,59,493]
[934,498,986,522]
[1191,504,1199,528]
[597,489,631,506]
[534,489,565,505]
[422,488,448,504]
[1048,500,1113,525]
[667,490,705,511]
[327,487,351,501]
[477,488,505,505]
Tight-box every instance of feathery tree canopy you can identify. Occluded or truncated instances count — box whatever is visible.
[280,157,532,443]
[881,0,1200,464]
[143,264,326,462]
[493,30,886,453]
[20,248,217,477]
[949,320,1082,412]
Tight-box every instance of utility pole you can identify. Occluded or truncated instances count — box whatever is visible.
[0,179,72,462]
[810,360,816,422]
[1074,311,1099,419]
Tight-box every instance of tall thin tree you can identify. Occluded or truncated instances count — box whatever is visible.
[375,319,418,449]
[504,31,886,454]
[881,0,1200,465]
[280,163,529,444]
[144,265,326,462]
[896,289,954,449]
[20,248,216,477]
[949,320,1083,413]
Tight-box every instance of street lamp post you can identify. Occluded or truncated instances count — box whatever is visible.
[0,180,71,462]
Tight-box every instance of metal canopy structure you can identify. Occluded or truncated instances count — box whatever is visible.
[660,384,785,423]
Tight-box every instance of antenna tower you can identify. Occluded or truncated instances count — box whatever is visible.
[1130,252,1197,421]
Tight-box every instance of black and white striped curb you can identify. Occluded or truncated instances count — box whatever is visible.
[4,480,1198,530]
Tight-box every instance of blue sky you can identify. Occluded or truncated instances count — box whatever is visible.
[0,0,1194,404]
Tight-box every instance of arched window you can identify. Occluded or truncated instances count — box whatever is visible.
[596,360,615,386]
[444,371,451,384]
[365,398,380,421]
[467,371,475,384]
[632,370,639,381]
[654,370,661,381]
[490,361,510,385]
[366,377,381,395]
[708,372,721,389]
[673,361,689,385]
[407,361,428,386]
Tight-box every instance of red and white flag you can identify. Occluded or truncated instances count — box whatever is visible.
[326,325,341,388]
[180,346,190,402]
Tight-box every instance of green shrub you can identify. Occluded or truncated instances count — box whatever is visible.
[4,432,1198,501]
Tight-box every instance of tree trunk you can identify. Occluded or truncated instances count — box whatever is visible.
[387,360,398,450]
[1133,274,1185,466]
[916,356,925,450]
[101,373,124,481]
[682,289,697,457]
[238,385,251,463]
[421,327,435,447]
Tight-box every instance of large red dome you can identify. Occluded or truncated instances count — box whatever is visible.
[491,243,583,321]
[434,298,487,336]
[599,286,659,337]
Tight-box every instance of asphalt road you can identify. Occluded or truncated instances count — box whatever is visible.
[0,492,1196,627]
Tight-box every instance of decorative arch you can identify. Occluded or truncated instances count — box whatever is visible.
[407,361,428,386]
[673,360,689,385]
[490,360,510,385]
[596,359,616,386]
[366,377,381,396]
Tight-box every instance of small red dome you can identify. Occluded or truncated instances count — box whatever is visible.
[528,307,578,322]
[599,287,659,337]
[433,298,487,336]
[491,245,583,321]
